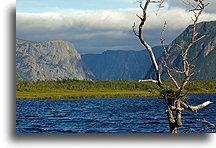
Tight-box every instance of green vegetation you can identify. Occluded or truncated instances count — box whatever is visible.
[16,79,216,99]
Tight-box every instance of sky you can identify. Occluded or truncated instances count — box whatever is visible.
[16,0,154,13]
[16,0,216,54]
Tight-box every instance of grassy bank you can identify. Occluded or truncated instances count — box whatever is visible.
[16,79,215,99]
[16,89,159,100]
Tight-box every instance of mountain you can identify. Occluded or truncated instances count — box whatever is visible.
[16,21,215,81]
[16,38,94,81]
[81,46,163,80]
[146,21,216,80]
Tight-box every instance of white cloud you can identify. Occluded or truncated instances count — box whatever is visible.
[16,10,137,41]
[167,0,216,13]
[16,6,215,53]
[17,8,215,35]
[144,8,215,30]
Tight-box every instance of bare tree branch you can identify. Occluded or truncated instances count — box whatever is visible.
[183,118,215,133]
[138,79,158,83]
[133,0,163,86]
[160,22,180,89]
[177,0,208,96]
[132,23,139,37]
[194,35,206,43]
[185,119,216,133]
[196,119,215,127]
[133,0,212,133]
[170,67,184,74]
[180,101,213,111]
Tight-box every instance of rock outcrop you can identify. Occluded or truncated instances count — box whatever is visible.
[16,39,94,81]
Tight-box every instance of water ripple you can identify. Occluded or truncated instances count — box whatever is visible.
[16,94,216,133]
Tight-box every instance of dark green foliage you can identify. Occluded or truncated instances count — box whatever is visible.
[16,79,215,99]
[16,79,215,92]
[159,86,190,101]
[185,79,216,91]
[159,80,216,101]
[16,79,159,91]
[159,86,179,99]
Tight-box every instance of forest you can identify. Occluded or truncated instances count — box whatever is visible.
[16,79,216,99]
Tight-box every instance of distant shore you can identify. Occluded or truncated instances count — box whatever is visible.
[16,89,157,100]
[16,79,216,100]
[16,89,215,100]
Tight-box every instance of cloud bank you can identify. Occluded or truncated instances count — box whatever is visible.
[16,6,215,54]
[167,0,215,13]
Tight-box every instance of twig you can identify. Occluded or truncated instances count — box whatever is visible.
[196,119,215,127]
[177,0,207,96]
[191,119,216,133]
[160,21,180,89]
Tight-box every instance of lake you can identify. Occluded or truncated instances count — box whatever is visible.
[16,94,216,133]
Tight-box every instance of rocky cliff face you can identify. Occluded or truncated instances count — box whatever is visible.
[146,21,216,80]
[16,39,94,81]
[82,46,163,80]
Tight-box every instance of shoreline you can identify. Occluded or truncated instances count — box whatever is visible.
[16,89,216,100]
[16,79,216,100]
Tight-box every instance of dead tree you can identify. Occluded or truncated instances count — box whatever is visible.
[132,0,213,133]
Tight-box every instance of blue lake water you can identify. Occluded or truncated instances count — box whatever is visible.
[16,94,216,133]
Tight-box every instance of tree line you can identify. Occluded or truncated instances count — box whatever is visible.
[16,79,215,92]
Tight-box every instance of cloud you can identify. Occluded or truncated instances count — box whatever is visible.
[17,8,215,36]
[16,11,134,39]
[167,0,216,13]
[16,7,215,53]
[145,8,215,30]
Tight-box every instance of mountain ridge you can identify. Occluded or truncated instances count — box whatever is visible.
[82,46,164,80]
[146,20,216,80]
[16,21,215,81]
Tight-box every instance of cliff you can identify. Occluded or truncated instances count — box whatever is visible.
[82,46,163,80]
[16,39,94,81]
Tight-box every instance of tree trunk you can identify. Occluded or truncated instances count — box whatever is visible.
[133,0,211,133]
[167,104,178,133]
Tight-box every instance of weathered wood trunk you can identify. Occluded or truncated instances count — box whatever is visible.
[167,105,178,133]
[167,99,180,133]
[133,0,212,133]
[166,98,212,133]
